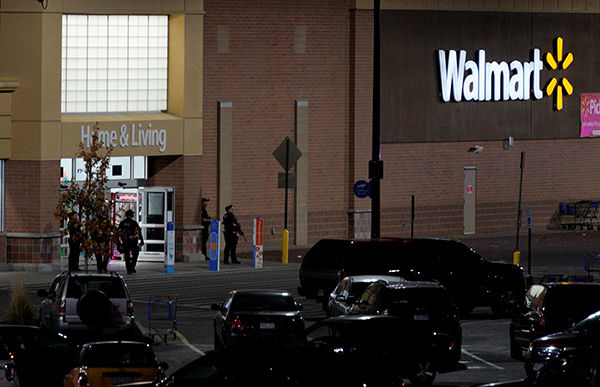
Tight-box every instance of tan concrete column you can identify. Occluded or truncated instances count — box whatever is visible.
[294,100,308,245]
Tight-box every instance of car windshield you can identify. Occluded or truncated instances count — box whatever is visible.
[66,277,126,299]
[385,287,456,317]
[1,328,74,355]
[80,344,157,367]
[570,311,600,333]
[230,294,298,312]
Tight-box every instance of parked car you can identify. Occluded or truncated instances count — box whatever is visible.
[298,237,525,316]
[119,345,383,387]
[296,315,452,385]
[211,290,305,349]
[64,341,168,387]
[327,275,406,317]
[510,282,600,361]
[525,310,600,376]
[474,348,600,387]
[0,341,16,387]
[348,280,462,370]
[0,325,79,387]
[37,271,135,340]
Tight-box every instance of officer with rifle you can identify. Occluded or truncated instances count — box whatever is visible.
[222,205,242,264]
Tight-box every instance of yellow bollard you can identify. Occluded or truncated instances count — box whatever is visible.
[513,250,520,266]
[282,229,289,264]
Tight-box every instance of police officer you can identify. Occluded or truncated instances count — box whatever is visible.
[200,198,211,260]
[222,205,241,264]
[67,211,82,271]
[117,209,144,274]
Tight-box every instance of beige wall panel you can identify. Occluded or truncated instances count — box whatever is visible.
[169,14,186,118]
[0,139,11,159]
[0,0,204,14]
[0,93,11,116]
[61,114,184,158]
[184,118,203,156]
[11,121,41,160]
[184,14,203,118]
[40,13,62,124]
[0,13,42,122]
[40,121,61,160]
[0,117,10,139]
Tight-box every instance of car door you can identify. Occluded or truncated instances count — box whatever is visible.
[214,293,234,346]
[39,277,62,330]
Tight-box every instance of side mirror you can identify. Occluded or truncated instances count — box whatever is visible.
[297,303,303,311]
[210,303,222,311]
[37,289,49,298]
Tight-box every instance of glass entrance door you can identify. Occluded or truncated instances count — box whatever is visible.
[138,187,174,261]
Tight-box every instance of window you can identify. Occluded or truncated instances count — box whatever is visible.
[62,15,168,114]
[61,156,146,182]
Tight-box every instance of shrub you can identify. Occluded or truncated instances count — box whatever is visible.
[5,279,37,326]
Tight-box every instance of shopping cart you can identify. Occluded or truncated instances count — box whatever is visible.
[147,294,177,343]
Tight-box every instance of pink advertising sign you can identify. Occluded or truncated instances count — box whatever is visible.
[580,94,600,137]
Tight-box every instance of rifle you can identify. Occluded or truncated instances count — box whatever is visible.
[237,226,248,242]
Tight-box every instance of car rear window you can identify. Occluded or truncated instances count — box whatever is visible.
[231,294,298,312]
[81,344,157,367]
[67,277,126,299]
[545,286,600,321]
[384,287,456,317]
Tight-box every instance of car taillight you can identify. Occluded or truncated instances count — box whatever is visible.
[231,318,244,332]
[58,299,66,315]
[127,300,134,315]
[4,363,15,382]
[77,370,89,386]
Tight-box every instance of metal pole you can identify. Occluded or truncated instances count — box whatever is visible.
[411,195,415,238]
[514,151,525,265]
[284,138,289,231]
[370,0,382,239]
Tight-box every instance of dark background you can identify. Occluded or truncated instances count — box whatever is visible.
[381,10,600,142]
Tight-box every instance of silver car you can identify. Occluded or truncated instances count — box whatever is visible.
[37,272,135,337]
[327,275,406,317]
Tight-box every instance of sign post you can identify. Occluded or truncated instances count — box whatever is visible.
[273,137,302,263]
[164,221,174,274]
[253,218,264,268]
[209,219,220,271]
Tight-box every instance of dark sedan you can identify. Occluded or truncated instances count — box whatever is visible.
[211,290,304,349]
[525,310,600,376]
[0,325,79,387]
[510,282,600,361]
[297,315,451,385]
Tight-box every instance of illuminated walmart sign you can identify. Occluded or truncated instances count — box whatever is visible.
[438,38,572,110]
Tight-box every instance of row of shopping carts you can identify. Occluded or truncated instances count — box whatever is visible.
[558,200,600,230]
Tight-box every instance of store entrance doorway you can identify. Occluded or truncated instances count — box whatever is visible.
[111,186,174,262]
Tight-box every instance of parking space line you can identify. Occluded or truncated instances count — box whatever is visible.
[176,331,205,356]
[462,349,504,370]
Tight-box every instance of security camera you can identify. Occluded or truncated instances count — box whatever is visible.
[468,146,483,153]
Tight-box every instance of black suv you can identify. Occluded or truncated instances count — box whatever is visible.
[298,238,525,316]
[510,282,600,361]
[348,280,462,371]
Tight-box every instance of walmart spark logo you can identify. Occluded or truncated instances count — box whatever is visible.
[544,37,573,111]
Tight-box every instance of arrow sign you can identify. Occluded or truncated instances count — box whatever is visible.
[273,136,302,172]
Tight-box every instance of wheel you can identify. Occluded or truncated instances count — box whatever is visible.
[491,289,519,318]
[409,360,437,386]
[77,290,112,326]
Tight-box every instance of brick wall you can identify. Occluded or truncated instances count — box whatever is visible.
[203,0,350,244]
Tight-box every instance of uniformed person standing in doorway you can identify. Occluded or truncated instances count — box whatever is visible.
[222,205,241,264]
[117,209,144,274]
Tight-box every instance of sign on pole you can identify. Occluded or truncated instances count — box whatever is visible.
[165,221,175,274]
[209,219,220,271]
[253,218,264,268]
